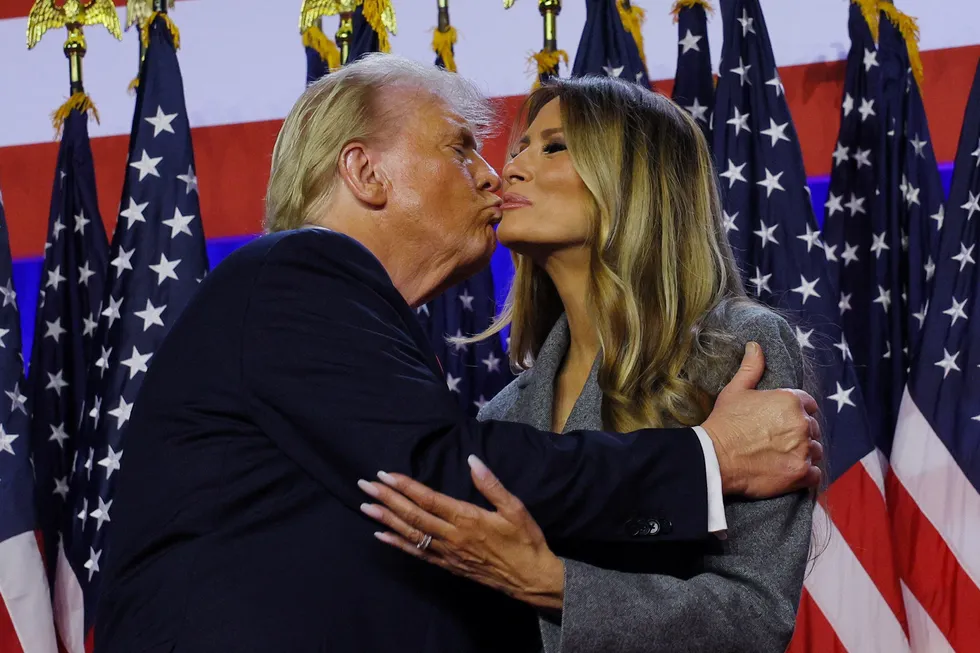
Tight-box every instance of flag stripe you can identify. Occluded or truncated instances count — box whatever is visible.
[804,503,910,652]
[900,582,955,653]
[892,389,980,586]
[0,532,59,653]
[53,543,85,653]
[823,460,909,634]
[787,589,848,653]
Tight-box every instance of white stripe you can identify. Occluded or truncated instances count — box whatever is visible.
[1,0,979,149]
[861,447,888,498]
[901,582,954,653]
[892,388,980,589]
[54,542,86,653]
[804,503,910,653]
[0,531,58,653]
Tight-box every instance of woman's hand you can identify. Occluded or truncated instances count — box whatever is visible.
[357,455,565,611]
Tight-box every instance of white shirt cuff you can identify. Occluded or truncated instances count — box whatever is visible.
[692,425,728,539]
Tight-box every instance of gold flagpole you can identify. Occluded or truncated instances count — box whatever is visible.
[27,0,123,133]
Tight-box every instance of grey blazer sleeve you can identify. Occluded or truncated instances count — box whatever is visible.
[545,309,814,653]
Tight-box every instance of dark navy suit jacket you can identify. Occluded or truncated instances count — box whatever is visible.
[94,229,709,653]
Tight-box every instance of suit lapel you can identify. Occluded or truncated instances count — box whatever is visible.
[506,315,605,433]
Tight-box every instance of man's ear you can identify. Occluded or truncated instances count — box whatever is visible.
[337,141,387,208]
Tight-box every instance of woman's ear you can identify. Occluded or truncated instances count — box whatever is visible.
[337,141,387,208]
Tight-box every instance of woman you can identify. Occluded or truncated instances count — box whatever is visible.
[357,76,815,652]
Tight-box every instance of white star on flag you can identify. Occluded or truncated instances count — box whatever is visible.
[46,265,66,291]
[482,351,501,373]
[727,106,751,136]
[0,425,18,455]
[873,285,892,313]
[825,192,844,216]
[730,57,752,87]
[90,497,113,531]
[943,297,968,326]
[49,422,69,449]
[684,97,709,124]
[120,347,153,379]
[446,373,462,393]
[719,159,747,187]
[679,29,702,54]
[935,348,961,378]
[98,445,123,479]
[120,197,149,228]
[791,275,821,304]
[111,247,136,275]
[75,209,90,233]
[84,547,101,581]
[760,118,790,146]
[134,299,167,331]
[750,268,772,295]
[145,106,178,137]
[102,295,124,328]
[737,8,755,36]
[753,221,779,248]
[108,397,134,429]
[458,290,475,311]
[858,97,876,121]
[163,207,196,238]
[952,242,976,271]
[863,48,878,71]
[46,369,68,397]
[130,149,163,181]
[756,168,785,197]
[827,382,857,413]
[177,165,199,195]
[149,253,182,285]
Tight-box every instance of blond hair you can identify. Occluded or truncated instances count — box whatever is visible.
[265,53,496,232]
[477,77,756,431]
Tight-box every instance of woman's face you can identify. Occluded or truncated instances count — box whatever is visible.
[496,99,594,260]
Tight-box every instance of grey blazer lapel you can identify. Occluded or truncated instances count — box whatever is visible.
[508,314,605,433]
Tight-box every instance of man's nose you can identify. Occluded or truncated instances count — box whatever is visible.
[476,156,502,193]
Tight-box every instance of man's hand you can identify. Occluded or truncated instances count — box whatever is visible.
[701,342,822,498]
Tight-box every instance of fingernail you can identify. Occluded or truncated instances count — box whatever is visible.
[467,454,490,480]
[746,341,759,354]
[360,503,383,519]
[377,471,396,486]
[374,531,394,544]
[357,479,379,497]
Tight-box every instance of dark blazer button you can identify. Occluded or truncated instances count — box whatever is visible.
[625,519,646,537]
[659,519,673,535]
[646,519,661,536]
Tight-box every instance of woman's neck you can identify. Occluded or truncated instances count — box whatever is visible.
[544,254,600,367]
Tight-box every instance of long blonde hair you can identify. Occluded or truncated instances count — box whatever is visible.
[478,76,757,431]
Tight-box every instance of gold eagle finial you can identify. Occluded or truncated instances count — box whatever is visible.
[300,0,359,33]
[503,0,517,8]
[27,0,123,49]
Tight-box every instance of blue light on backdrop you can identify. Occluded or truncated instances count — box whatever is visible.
[10,166,953,370]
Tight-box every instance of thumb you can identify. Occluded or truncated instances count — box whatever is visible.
[724,341,765,393]
[468,455,523,517]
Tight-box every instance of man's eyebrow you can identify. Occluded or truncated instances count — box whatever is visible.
[456,126,478,149]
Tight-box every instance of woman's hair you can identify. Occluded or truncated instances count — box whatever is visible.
[476,76,761,431]
[265,53,494,233]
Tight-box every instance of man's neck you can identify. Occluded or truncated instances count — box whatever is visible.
[310,213,452,309]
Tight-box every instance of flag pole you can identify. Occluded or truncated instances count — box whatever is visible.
[541,0,561,54]
[26,0,122,131]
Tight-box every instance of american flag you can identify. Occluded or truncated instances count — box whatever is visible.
[27,108,110,644]
[61,14,209,646]
[0,178,59,652]
[570,0,648,85]
[711,1,908,650]
[416,278,512,418]
[888,54,980,652]
[671,0,715,141]
[821,1,894,452]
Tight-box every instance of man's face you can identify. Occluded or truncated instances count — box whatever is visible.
[379,91,502,283]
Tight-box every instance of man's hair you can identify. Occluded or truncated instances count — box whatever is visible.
[265,53,496,232]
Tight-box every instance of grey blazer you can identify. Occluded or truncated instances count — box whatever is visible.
[478,303,814,653]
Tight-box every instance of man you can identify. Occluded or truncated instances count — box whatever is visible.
[96,54,820,653]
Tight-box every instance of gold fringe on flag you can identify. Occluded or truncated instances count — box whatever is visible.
[140,11,181,52]
[432,26,458,73]
[879,2,924,90]
[128,75,140,94]
[361,0,397,53]
[51,92,100,136]
[670,0,714,22]
[616,0,648,69]
[851,0,879,41]
[530,49,568,89]
[303,24,342,72]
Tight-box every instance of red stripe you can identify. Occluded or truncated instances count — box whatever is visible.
[1,46,977,259]
[787,589,849,653]
[0,592,25,653]
[887,470,980,653]
[822,464,910,637]
[85,625,94,653]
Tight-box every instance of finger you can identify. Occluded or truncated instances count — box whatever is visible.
[468,456,526,517]
[373,531,456,572]
[790,389,819,417]
[358,479,454,539]
[359,500,442,552]
[376,471,473,526]
[724,342,766,392]
[808,438,824,465]
[790,464,822,492]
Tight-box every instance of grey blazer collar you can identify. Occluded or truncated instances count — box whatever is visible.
[510,314,604,433]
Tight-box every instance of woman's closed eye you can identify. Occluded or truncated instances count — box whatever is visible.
[542,141,567,155]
